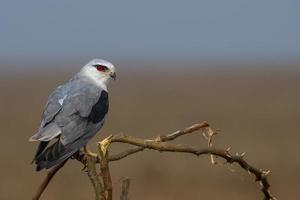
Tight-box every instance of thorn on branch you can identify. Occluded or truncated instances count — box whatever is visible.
[225,147,231,154]
[32,121,277,200]
[241,152,246,158]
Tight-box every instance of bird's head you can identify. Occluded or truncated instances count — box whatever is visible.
[80,59,116,90]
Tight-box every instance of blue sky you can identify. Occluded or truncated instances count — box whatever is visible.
[1,0,300,64]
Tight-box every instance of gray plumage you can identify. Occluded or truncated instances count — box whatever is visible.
[30,59,116,171]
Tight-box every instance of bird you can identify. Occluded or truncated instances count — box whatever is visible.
[29,59,116,171]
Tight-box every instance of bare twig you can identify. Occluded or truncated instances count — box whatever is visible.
[33,121,277,200]
[203,127,219,164]
[86,155,104,200]
[98,137,113,200]
[120,178,130,200]
[32,159,67,200]
[105,122,276,200]
[109,147,144,162]
[108,122,209,162]
[157,122,209,142]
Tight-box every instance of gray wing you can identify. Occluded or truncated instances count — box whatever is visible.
[29,79,103,143]
[31,79,108,171]
[29,84,67,141]
[41,85,66,127]
[54,83,104,145]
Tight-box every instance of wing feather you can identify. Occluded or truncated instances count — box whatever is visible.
[57,84,104,145]
[29,123,62,141]
[31,77,109,170]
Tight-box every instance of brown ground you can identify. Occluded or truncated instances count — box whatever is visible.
[0,62,299,200]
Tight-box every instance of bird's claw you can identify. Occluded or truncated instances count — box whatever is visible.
[81,164,88,172]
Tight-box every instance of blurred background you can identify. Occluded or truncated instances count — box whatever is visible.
[1,0,299,199]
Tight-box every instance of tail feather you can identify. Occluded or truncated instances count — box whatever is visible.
[34,141,76,171]
[29,123,61,142]
[31,141,49,164]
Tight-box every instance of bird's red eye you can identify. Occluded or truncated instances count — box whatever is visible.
[95,65,107,72]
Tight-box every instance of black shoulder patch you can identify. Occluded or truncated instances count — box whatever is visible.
[88,90,109,123]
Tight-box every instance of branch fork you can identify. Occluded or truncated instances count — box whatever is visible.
[33,122,277,200]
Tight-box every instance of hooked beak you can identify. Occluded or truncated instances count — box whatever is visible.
[110,72,116,80]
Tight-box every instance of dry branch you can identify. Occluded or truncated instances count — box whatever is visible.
[98,140,113,200]
[86,155,104,200]
[110,138,276,199]
[32,160,67,200]
[120,178,130,200]
[109,146,144,162]
[33,121,277,200]
[103,122,276,200]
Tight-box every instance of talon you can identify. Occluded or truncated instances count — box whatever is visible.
[81,164,88,172]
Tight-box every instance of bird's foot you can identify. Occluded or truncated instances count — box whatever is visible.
[81,164,88,172]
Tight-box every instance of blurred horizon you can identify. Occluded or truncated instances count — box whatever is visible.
[1,60,300,78]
